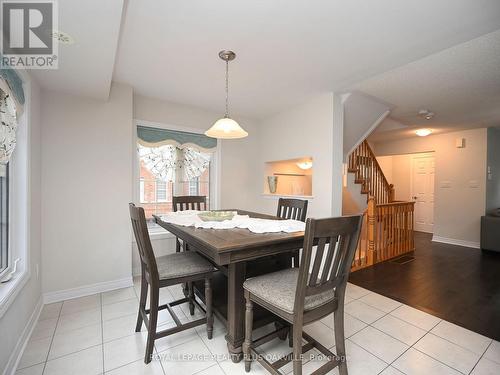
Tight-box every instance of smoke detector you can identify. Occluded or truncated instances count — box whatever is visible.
[52,31,75,45]
[418,109,435,120]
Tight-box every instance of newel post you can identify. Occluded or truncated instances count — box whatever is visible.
[389,184,395,202]
[367,196,376,265]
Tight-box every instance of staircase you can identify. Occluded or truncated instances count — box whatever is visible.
[348,140,394,204]
[347,141,415,271]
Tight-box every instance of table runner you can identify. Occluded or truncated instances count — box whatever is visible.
[159,210,305,234]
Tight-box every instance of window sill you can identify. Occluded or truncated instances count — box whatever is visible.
[132,230,175,243]
[261,193,314,200]
[0,266,30,318]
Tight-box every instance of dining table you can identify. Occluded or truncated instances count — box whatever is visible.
[153,209,305,362]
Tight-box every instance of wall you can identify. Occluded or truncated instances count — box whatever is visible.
[255,94,335,218]
[486,127,500,212]
[0,77,42,373]
[41,83,134,296]
[373,128,487,246]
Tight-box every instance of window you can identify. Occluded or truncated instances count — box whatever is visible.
[136,125,217,227]
[156,180,167,202]
[0,163,8,275]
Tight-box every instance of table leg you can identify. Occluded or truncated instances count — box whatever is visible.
[225,261,246,363]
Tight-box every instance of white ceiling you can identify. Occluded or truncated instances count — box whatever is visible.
[30,0,500,121]
[358,29,500,142]
[30,0,124,100]
[112,0,500,118]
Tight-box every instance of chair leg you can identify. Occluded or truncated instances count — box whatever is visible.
[288,325,293,348]
[205,278,213,339]
[136,273,148,332]
[242,296,253,373]
[175,238,181,253]
[144,287,159,364]
[292,324,303,375]
[188,282,195,316]
[334,307,348,375]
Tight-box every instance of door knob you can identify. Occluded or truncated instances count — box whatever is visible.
[413,196,417,200]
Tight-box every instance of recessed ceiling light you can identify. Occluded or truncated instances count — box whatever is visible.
[297,161,313,170]
[52,31,75,45]
[415,128,432,137]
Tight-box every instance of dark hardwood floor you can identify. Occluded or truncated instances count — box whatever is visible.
[349,232,500,340]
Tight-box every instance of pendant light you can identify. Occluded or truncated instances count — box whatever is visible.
[205,50,248,139]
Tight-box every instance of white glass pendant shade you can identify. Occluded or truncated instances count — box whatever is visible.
[205,117,248,139]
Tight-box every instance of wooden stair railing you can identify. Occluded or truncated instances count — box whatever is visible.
[348,140,395,203]
[351,197,415,271]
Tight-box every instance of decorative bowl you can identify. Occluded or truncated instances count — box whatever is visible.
[198,211,236,222]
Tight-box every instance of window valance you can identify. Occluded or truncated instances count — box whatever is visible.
[137,126,217,152]
[0,87,18,164]
[0,62,25,107]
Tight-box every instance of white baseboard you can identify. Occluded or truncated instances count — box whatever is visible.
[43,277,134,304]
[3,296,43,375]
[432,235,480,249]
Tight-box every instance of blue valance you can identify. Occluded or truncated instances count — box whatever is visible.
[137,125,217,151]
[0,63,25,106]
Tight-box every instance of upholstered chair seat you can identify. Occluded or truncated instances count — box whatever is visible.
[157,252,214,280]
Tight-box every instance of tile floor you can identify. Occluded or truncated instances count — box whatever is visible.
[16,279,500,375]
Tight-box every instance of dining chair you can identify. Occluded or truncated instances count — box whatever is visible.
[242,214,363,375]
[276,198,308,222]
[172,195,207,252]
[276,198,308,267]
[129,203,214,364]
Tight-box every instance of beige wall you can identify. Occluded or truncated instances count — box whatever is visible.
[254,93,336,218]
[41,83,134,294]
[374,128,487,246]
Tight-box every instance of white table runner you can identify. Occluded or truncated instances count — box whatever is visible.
[159,210,305,234]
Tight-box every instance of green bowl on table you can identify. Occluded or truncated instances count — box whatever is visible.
[197,211,235,222]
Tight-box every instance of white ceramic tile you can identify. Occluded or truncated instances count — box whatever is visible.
[30,317,58,341]
[431,320,492,355]
[105,358,165,375]
[159,337,217,375]
[379,366,405,375]
[358,293,402,313]
[342,340,388,375]
[344,300,386,324]
[471,357,500,375]
[320,312,367,338]
[345,283,371,300]
[484,340,500,364]
[102,287,137,305]
[102,299,139,322]
[350,326,409,363]
[103,332,149,372]
[103,313,142,343]
[153,321,200,353]
[39,303,62,321]
[60,294,101,316]
[393,347,461,375]
[198,325,231,361]
[219,359,269,375]
[195,364,226,375]
[48,323,102,360]
[44,345,103,375]
[304,321,336,348]
[15,363,44,375]
[18,337,51,369]
[56,308,101,333]
[390,305,441,331]
[414,333,480,374]
[372,314,426,346]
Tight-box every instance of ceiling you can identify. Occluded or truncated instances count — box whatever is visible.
[30,0,124,99]
[30,0,500,121]
[358,29,500,142]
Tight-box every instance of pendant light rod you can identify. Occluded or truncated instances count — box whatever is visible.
[219,50,235,118]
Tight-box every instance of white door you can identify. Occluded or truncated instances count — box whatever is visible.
[412,155,435,233]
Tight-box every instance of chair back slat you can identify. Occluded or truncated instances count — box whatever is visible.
[129,203,159,282]
[173,196,207,212]
[296,215,363,309]
[276,198,308,222]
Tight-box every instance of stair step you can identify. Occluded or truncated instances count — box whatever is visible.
[348,168,358,173]
[354,179,366,184]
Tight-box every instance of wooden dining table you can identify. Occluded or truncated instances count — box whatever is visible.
[154,210,305,362]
